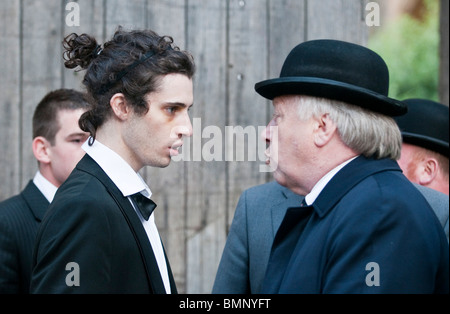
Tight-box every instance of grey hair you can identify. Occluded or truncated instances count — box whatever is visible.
[292,95,402,160]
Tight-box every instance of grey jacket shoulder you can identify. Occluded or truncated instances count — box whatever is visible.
[244,181,301,203]
[212,181,303,294]
[414,183,449,242]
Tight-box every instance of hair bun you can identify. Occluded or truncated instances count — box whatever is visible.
[63,33,100,70]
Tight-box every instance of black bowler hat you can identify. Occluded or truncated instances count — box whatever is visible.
[255,39,407,116]
[395,98,449,157]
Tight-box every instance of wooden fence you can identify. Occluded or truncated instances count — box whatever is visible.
[0,0,372,293]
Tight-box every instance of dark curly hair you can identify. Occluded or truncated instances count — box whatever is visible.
[62,26,196,144]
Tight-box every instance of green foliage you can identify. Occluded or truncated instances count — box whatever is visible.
[368,0,439,101]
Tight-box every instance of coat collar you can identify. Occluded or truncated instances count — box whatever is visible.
[22,180,50,222]
[270,182,305,236]
[312,155,402,218]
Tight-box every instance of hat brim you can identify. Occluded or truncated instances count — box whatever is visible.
[255,77,407,117]
[402,132,449,157]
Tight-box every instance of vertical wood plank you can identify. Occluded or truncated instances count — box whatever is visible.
[307,0,368,45]
[146,0,187,48]
[268,0,307,79]
[104,0,147,39]
[0,0,21,200]
[226,0,269,228]
[21,0,64,188]
[184,0,228,294]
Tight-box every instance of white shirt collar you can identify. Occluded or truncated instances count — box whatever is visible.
[33,170,58,203]
[82,138,152,198]
[305,155,359,205]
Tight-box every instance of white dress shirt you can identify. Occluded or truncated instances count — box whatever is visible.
[33,170,58,203]
[304,155,359,206]
[82,139,171,293]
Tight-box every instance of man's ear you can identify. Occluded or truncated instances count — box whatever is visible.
[32,136,51,165]
[110,93,130,121]
[418,158,438,185]
[314,113,337,147]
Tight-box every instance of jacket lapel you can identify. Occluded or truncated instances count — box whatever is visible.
[162,243,178,294]
[76,155,168,294]
[21,180,50,222]
[270,185,305,237]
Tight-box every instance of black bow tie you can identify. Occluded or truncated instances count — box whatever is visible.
[130,193,157,220]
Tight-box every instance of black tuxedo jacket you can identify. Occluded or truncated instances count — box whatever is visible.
[0,181,49,293]
[30,154,177,294]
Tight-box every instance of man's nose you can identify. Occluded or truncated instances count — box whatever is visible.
[172,114,193,138]
[261,119,275,143]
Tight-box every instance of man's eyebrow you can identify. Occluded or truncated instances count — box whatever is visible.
[164,102,194,108]
[65,132,89,139]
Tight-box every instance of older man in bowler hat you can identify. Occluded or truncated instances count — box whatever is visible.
[396,99,448,195]
[256,39,448,293]
[395,99,449,241]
